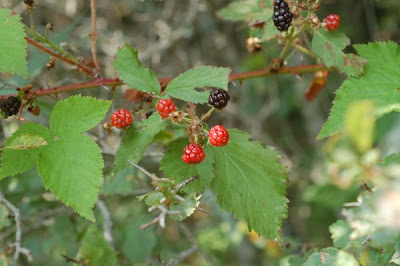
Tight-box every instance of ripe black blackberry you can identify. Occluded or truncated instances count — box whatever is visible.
[208,89,230,110]
[0,96,22,117]
[273,0,293,32]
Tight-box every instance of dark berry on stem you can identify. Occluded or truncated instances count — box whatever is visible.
[272,0,292,32]
[0,96,22,117]
[208,89,230,110]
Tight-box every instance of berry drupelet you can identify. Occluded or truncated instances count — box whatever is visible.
[110,109,133,129]
[272,0,293,32]
[0,96,22,117]
[208,89,230,110]
[182,143,206,164]
[156,99,176,119]
[208,125,229,147]
[324,14,340,31]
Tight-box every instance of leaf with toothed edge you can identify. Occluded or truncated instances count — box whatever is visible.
[208,129,288,239]
[0,123,54,179]
[164,66,231,104]
[37,134,104,221]
[318,42,400,139]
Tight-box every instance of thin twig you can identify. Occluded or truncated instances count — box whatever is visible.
[96,199,114,249]
[90,0,100,73]
[128,161,160,183]
[175,175,200,191]
[0,190,33,262]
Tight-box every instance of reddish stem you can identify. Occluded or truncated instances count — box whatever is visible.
[24,37,96,77]
[33,64,329,97]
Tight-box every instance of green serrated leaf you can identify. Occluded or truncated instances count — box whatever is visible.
[49,95,111,138]
[0,8,28,78]
[329,220,353,249]
[122,219,156,264]
[76,225,118,266]
[217,0,262,21]
[169,193,201,221]
[312,30,365,77]
[318,42,400,139]
[379,153,400,166]
[6,133,47,150]
[160,138,214,193]
[360,246,396,266]
[37,134,103,221]
[209,129,288,239]
[0,123,53,179]
[113,113,167,173]
[304,248,359,266]
[114,45,161,94]
[165,66,231,103]
[345,101,375,153]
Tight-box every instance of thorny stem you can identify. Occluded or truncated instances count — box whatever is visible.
[24,37,96,77]
[90,0,101,74]
[24,25,80,64]
[9,64,328,100]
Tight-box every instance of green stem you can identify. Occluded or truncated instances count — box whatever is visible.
[29,11,34,30]
[200,107,215,122]
[24,25,79,63]
[294,44,317,58]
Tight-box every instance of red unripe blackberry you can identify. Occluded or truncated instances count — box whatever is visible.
[324,14,340,31]
[208,125,229,147]
[208,89,230,110]
[182,143,205,164]
[272,0,293,32]
[110,109,133,128]
[0,96,22,117]
[156,99,176,118]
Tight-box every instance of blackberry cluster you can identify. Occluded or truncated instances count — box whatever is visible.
[0,96,21,117]
[273,0,293,31]
[208,89,230,110]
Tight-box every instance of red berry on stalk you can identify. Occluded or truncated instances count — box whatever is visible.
[324,14,340,31]
[208,125,229,147]
[182,143,205,164]
[156,99,176,118]
[110,109,133,128]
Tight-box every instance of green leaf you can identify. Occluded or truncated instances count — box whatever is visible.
[160,138,214,193]
[312,30,365,77]
[0,8,28,78]
[122,219,156,264]
[217,0,262,21]
[37,134,103,221]
[0,123,53,179]
[50,95,111,138]
[165,66,231,103]
[209,129,288,239]
[6,133,47,150]
[360,247,396,266]
[304,248,359,266]
[114,45,161,94]
[77,225,118,266]
[318,42,400,139]
[344,101,375,153]
[379,153,400,166]
[169,193,201,221]
[113,113,167,173]
[102,168,136,196]
[329,220,354,249]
